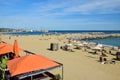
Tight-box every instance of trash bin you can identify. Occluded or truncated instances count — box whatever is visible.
[50,43,59,51]
[116,52,120,60]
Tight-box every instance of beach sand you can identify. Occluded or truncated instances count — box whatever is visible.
[1,34,120,80]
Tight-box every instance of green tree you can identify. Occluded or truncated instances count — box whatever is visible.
[0,56,8,80]
[55,74,61,80]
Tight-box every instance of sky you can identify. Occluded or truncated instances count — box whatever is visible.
[0,0,120,30]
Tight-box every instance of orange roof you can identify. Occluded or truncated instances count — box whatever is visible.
[0,42,8,48]
[0,44,13,54]
[7,54,60,76]
[0,42,23,55]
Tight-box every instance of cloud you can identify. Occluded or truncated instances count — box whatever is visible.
[64,0,120,14]
[0,0,120,17]
[0,0,120,30]
[21,0,120,18]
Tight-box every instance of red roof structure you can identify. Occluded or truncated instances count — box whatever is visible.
[7,54,61,77]
[0,44,13,55]
[0,41,23,55]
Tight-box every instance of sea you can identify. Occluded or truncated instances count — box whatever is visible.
[87,37,120,47]
[1,30,120,47]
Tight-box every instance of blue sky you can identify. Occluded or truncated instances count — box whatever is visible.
[0,0,120,30]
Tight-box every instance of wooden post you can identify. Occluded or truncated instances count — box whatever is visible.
[31,75,33,80]
[62,65,64,80]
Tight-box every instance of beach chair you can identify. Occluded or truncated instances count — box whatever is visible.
[107,58,116,64]
[101,58,107,64]
[61,45,68,51]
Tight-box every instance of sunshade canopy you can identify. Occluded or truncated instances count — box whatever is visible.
[75,43,84,47]
[7,54,60,76]
[66,43,72,47]
[0,42,23,55]
[13,40,19,58]
[0,44,13,55]
[94,46,102,50]
[0,42,8,48]
[97,44,103,48]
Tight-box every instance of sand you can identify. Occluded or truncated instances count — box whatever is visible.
[1,34,120,80]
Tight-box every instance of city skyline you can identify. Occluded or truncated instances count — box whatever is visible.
[0,0,120,30]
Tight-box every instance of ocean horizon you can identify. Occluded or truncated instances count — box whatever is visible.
[2,30,120,35]
[1,30,120,47]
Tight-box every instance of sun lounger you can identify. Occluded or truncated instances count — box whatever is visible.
[61,45,68,51]
[61,45,74,52]
[101,58,107,64]
[100,58,116,64]
[107,59,116,64]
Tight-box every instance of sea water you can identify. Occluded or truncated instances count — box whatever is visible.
[2,30,120,35]
[88,37,120,47]
[2,30,120,47]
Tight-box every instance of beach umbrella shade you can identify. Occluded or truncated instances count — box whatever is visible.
[0,42,23,55]
[83,42,88,45]
[7,54,60,76]
[0,45,13,55]
[93,46,102,50]
[13,40,19,58]
[97,44,103,48]
[0,42,7,48]
[76,43,84,47]
[66,43,72,47]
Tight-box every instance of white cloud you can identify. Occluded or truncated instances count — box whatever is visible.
[0,0,120,30]
[1,0,119,17]
[22,0,120,17]
[64,0,120,14]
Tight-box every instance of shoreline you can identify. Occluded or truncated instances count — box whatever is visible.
[2,31,120,38]
[1,32,120,47]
